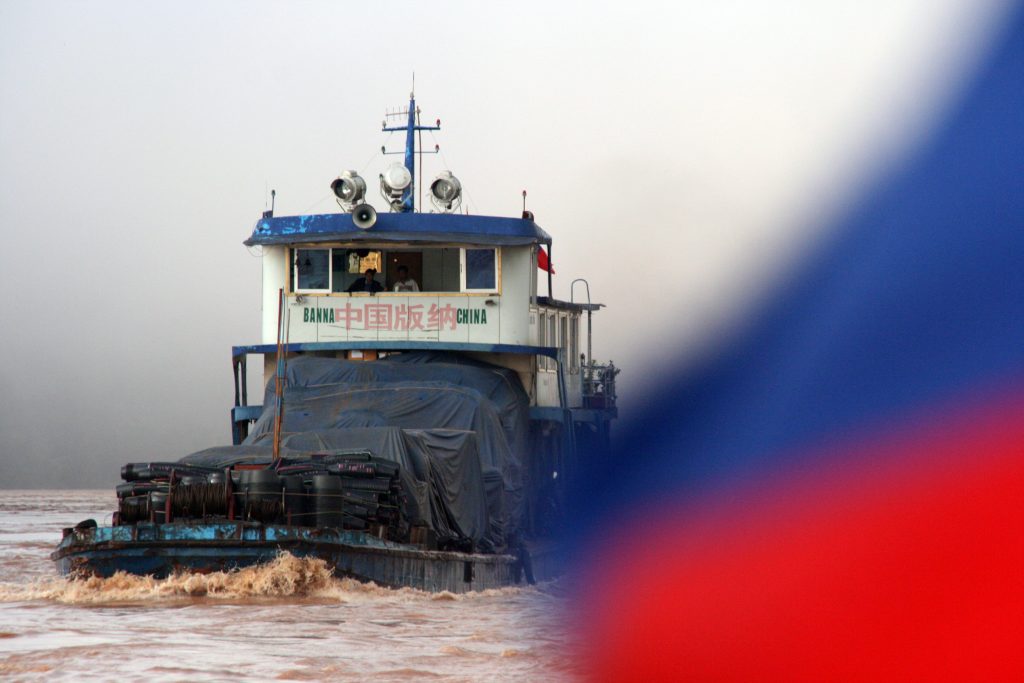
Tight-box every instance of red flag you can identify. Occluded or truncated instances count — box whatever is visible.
[538,246,555,274]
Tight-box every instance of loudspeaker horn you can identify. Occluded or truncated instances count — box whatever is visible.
[352,203,377,230]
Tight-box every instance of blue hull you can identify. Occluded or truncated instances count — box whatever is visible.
[52,522,524,593]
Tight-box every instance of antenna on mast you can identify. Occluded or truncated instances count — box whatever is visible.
[521,190,534,220]
[381,88,441,212]
[263,188,277,218]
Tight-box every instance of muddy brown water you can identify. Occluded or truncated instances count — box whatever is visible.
[0,490,579,682]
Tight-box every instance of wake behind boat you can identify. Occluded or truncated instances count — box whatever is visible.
[53,91,619,592]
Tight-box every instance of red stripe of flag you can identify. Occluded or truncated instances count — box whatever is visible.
[572,390,1024,682]
[538,246,555,274]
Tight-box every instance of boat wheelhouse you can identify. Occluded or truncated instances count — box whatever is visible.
[233,213,615,423]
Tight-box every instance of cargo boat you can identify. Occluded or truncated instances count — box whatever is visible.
[52,93,618,592]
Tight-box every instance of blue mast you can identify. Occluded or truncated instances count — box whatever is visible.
[402,97,416,211]
[383,91,440,212]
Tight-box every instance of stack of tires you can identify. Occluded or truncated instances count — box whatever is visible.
[277,453,404,539]
[111,455,406,540]
[329,456,403,536]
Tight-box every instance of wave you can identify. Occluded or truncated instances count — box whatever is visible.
[0,552,538,605]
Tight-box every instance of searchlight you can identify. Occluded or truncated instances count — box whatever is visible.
[379,163,412,211]
[429,171,462,213]
[330,170,367,210]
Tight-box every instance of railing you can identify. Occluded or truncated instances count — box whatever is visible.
[582,360,619,409]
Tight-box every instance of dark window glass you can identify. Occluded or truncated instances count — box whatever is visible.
[465,249,496,290]
[332,251,347,292]
[296,248,329,290]
[570,317,579,370]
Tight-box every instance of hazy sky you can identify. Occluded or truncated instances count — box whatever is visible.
[0,0,1010,487]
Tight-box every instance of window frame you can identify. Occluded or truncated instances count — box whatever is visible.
[560,314,569,371]
[460,247,500,293]
[547,312,557,371]
[569,314,580,373]
[537,311,551,372]
[293,247,332,294]
[286,244,502,296]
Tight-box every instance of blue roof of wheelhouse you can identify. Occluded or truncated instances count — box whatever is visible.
[244,212,552,247]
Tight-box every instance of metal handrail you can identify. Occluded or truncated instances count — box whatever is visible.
[582,360,618,409]
[570,278,593,383]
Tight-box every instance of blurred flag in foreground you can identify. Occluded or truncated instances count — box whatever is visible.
[566,4,1023,681]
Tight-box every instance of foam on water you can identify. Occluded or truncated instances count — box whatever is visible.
[0,551,536,606]
[1,553,326,604]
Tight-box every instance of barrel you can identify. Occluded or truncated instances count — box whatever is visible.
[282,475,306,526]
[238,469,282,522]
[238,469,281,500]
[150,492,168,523]
[311,474,343,528]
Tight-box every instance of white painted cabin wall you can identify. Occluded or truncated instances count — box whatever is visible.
[257,243,582,408]
[530,306,559,408]
[529,306,583,408]
[498,246,532,345]
[263,245,540,348]
[261,246,288,345]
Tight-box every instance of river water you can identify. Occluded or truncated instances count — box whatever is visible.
[0,490,578,682]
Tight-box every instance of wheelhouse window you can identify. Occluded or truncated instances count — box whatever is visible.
[462,248,497,292]
[294,248,330,292]
[333,249,383,292]
[289,246,500,295]
[543,311,557,371]
[549,313,557,359]
[346,250,382,274]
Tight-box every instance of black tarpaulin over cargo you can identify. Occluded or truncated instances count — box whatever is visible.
[274,428,491,549]
[253,353,530,463]
[217,353,526,551]
[402,429,491,549]
[179,444,277,468]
